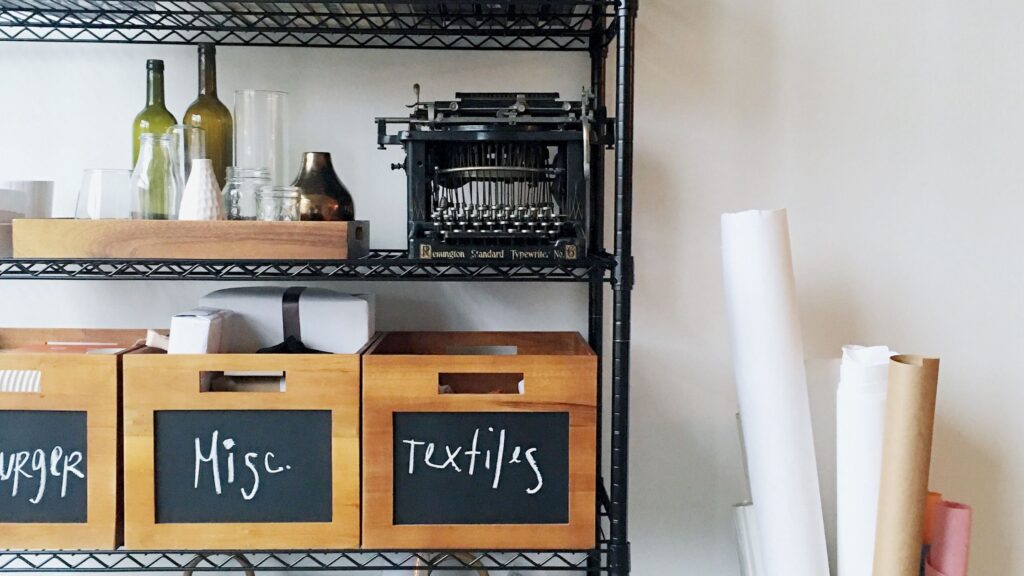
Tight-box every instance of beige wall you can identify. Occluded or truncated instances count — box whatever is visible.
[2,1,1021,574]
[631,0,1021,574]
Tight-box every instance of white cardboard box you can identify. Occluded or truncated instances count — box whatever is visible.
[168,308,229,354]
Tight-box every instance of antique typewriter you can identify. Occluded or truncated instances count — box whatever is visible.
[378,88,596,261]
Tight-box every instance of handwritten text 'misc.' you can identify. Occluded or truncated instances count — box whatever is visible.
[194,430,294,501]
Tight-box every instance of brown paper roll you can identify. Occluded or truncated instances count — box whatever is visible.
[923,491,944,545]
[873,355,940,576]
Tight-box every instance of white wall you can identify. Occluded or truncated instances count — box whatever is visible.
[2,0,1022,574]
[631,0,1021,574]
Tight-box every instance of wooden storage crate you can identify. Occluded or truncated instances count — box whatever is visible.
[0,328,146,550]
[123,353,361,550]
[362,332,597,550]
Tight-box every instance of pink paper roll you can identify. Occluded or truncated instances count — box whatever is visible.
[926,501,972,576]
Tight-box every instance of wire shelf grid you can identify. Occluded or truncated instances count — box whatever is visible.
[0,1,617,50]
[0,250,615,282]
[0,490,612,572]
[0,549,606,572]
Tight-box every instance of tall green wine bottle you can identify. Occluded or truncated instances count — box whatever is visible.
[132,60,177,166]
[184,44,233,187]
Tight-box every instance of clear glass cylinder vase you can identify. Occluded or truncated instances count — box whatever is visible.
[130,134,182,220]
[234,90,289,186]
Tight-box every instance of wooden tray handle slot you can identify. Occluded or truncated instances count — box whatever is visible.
[199,371,287,393]
[439,373,524,395]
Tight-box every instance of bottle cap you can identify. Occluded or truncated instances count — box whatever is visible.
[146,59,164,71]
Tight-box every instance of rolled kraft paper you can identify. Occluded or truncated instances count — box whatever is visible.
[836,344,892,576]
[923,491,944,544]
[872,355,940,576]
[721,209,829,576]
[927,501,972,576]
[734,503,765,576]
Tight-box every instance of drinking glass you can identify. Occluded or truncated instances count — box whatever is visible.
[234,90,289,186]
[75,169,132,219]
[130,134,182,220]
[257,186,301,221]
[166,125,207,187]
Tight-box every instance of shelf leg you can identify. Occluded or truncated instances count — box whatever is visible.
[610,0,637,574]
[588,5,610,573]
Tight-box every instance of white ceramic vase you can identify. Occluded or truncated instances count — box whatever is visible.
[178,159,224,220]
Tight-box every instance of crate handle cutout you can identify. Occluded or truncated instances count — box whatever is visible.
[445,345,518,356]
[0,370,41,393]
[439,373,525,395]
[199,371,286,393]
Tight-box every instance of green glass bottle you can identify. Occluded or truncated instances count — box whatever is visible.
[132,60,177,167]
[184,44,233,187]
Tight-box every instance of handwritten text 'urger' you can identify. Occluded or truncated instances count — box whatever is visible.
[0,447,85,503]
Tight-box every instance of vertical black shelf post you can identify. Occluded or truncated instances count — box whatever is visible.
[587,4,609,572]
[610,0,637,574]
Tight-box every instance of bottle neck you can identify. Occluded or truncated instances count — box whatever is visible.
[198,45,217,97]
[302,152,332,172]
[147,68,166,108]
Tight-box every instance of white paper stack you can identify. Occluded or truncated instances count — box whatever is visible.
[837,345,892,576]
[0,370,41,393]
[721,208,829,576]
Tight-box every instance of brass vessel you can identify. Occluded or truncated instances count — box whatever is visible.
[292,152,355,221]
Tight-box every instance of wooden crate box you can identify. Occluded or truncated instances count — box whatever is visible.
[362,332,598,550]
[123,354,361,550]
[0,328,146,550]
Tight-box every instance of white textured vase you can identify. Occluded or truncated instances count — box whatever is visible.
[178,159,224,220]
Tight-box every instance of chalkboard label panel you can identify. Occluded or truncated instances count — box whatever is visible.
[0,410,88,523]
[393,412,569,525]
[154,410,332,524]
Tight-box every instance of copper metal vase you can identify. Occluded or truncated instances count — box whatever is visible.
[291,152,355,221]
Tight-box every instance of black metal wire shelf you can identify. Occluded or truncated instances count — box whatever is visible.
[0,488,613,572]
[0,1,617,50]
[0,548,606,572]
[0,250,615,282]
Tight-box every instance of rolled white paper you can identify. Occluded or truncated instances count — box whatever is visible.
[734,502,765,576]
[721,208,829,576]
[836,345,892,576]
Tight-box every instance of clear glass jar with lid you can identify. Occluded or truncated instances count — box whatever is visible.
[222,166,270,220]
[257,186,302,221]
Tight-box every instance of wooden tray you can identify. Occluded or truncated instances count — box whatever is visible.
[12,219,369,260]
